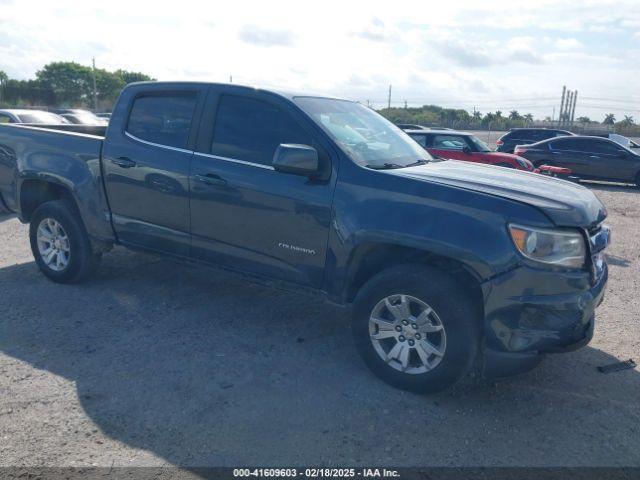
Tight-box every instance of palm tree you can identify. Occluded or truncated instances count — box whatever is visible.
[472,110,482,122]
[508,110,521,120]
[577,116,591,124]
[603,113,616,125]
[523,113,534,124]
[621,115,635,126]
[495,110,503,119]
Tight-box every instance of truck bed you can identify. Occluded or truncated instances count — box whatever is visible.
[0,123,115,241]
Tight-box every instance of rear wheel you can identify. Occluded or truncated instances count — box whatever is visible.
[352,265,480,393]
[29,200,101,283]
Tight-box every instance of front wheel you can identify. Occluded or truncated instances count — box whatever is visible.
[352,265,480,393]
[29,199,101,283]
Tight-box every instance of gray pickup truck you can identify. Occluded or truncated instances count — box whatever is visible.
[0,82,610,393]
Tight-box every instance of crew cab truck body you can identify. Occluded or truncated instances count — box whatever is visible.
[0,82,609,393]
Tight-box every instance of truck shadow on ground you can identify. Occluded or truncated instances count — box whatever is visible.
[1,249,639,466]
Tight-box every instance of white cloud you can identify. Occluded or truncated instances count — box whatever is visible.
[555,38,583,50]
[0,0,638,119]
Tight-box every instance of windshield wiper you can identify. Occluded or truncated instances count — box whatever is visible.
[365,163,406,170]
[365,159,429,170]
[405,159,429,167]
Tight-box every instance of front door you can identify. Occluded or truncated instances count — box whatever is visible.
[581,139,638,181]
[429,134,475,162]
[189,87,336,287]
[102,89,204,256]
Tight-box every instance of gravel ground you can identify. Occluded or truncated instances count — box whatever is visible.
[0,182,639,468]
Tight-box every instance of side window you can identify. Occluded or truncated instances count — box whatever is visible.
[211,95,312,166]
[408,134,427,147]
[550,138,584,151]
[432,135,467,150]
[0,114,12,123]
[127,93,197,149]
[589,139,625,155]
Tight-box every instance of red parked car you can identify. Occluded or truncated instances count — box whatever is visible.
[406,129,536,171]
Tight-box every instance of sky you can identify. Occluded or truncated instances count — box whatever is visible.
[1,0,639,121]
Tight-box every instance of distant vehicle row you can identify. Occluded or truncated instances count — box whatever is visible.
[0,108,108,125]
[515,135,640,185]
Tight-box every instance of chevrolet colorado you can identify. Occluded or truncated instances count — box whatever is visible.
[0,82,610,393]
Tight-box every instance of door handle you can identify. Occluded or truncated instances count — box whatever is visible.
[111,157,137,168]
[589,155,600,159]
[194,173,227,186]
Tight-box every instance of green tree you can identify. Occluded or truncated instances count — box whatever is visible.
[603,113,616,125]
[0,70,7,105]
[523,113,533,124]
[36,61,94,104]
[114,69,155,84]
[576,116,591,124]
[508,110,521,120]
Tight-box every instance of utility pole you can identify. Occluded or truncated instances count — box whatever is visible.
[559,86,566,126]
[91,57,98,111]
[570,90,578,125]
[229,75,233,83]
[387,85,392,110]
[404,100,407,109]
[552,107,555,123]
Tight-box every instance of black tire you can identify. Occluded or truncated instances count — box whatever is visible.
[352,264,480,394]
[29,199,101,283]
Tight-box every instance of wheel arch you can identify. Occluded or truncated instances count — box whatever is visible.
[342,242,485,317]
[19,178,79,223]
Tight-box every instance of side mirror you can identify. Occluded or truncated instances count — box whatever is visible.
[273,144,320,177]
[462,145,471,154]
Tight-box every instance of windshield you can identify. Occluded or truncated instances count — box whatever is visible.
[294,97,433,168]
[468,135,491,152]
[17,112,68,124]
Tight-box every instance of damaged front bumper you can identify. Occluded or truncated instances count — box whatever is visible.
[480,259,608,378]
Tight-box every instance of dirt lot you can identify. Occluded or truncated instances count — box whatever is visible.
[0,182,639,468]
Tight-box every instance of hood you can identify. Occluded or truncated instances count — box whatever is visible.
[392,160,606,228]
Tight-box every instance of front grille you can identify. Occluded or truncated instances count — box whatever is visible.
[589,224,610,281]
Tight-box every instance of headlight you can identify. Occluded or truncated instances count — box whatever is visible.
[509,224,586,268]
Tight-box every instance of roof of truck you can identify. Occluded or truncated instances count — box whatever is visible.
[125,81,352,103]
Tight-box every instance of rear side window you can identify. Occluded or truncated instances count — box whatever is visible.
[127,93,197,149]
[211,95,312,166]
[408,134,427,147]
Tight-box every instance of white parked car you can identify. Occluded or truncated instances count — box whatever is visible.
[0,109,69,124]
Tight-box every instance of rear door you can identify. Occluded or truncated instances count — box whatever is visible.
[188,86,336,287]
[102,86,206,256]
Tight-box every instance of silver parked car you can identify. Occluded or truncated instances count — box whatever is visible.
[0,109,69,124]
